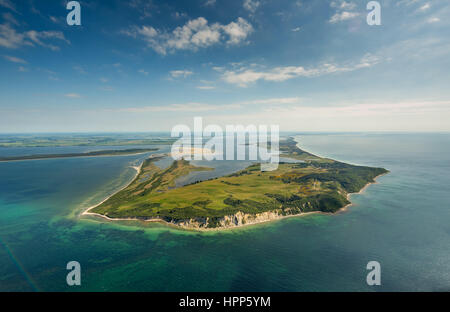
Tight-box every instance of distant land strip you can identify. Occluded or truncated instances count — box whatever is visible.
[0,148,159,162]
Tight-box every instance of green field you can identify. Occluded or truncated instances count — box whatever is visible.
[91,138,388,228]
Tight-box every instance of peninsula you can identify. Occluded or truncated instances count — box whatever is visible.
[85,138,388,230]
[0,148,158,162]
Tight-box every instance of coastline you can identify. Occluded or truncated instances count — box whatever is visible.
[0,151,155,163]
[339,172,388,213]
[81,171,387,232]
[81,162,143,217]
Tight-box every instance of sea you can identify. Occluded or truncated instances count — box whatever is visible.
[0,133,449,291]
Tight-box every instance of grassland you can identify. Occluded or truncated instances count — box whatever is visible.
[89,138,388,229]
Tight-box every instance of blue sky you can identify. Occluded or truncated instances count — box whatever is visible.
[0,0,449,132]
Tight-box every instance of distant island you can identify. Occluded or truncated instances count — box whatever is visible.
[0,148,158,162]
[0,134,176,148]
[84,138,388,230]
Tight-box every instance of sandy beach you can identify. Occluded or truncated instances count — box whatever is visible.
[81,162,143,217]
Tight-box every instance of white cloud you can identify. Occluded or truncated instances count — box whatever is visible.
[0,24,27,48]
[170,70,193,78]
[239,97,302,105]
[123,17,253,55]
[222,54,380,87]
[3,55,26,63]
[329,11,359,23]
[243,0,260,13]
[0,24,69,50]
[196,85,216,90]
[331,1,356,10]
[65,93,82,98]
[291,27,301,32]
[428,17,440,23]
[419,3,430,11]
[26,30,70,51]
[49,16,61,24]
[18,66,27,72]
[204,0,216,7]
[329,1,359,23]
[222,17,253,45]
[100,77,109,83]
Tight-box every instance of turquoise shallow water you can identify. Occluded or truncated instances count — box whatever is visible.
[0,133,449,291]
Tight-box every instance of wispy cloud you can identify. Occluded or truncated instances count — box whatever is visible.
[2,12,19,26]
[118,102,240,113]
[203,0,216,7]
[73,66,87,74]
[122,17,253,55]
[240,97,302,105]
[49,16,64,24]
[196,85,216,90]
[222,54,380,87]
[329,1,359,23]
[419,3,431,12]
[428,17,440,23]
[138,69,149,75]
[114,97,302,113]
[65,93,82,98]
[170,70,193,78]
[128,0,154,19]
[243,0,260,14]
[0,0,17,13]
[3,55,26,63]
[396,0,421,7]
[0,24,70,50]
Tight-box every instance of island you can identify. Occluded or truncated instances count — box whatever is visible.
[0,148,158,162]
[84,138,388,230]
[0,134,176,148]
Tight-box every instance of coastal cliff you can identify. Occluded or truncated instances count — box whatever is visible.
[166,210,286,230]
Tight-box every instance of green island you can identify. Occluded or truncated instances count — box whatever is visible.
[0,148,158,162]
[86,138,388,230]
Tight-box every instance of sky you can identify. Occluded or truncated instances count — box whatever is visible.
[0,0,449,133]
